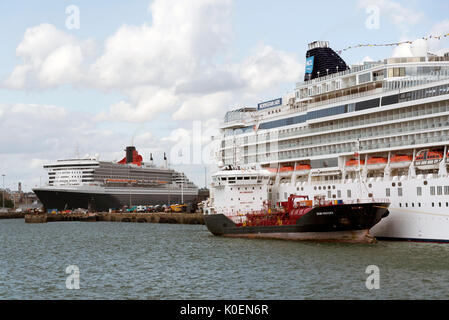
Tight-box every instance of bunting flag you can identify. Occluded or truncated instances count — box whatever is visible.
[337,32,449,55]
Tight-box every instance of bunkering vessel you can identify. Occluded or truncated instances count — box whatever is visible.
[208,40,449,242]
[33,146,199,211]
[204,172,390,243]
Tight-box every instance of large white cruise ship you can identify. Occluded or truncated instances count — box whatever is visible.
[210,40,449,242]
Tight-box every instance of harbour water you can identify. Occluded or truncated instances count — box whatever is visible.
[0,219,448,300]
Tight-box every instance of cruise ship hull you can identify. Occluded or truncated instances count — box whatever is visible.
[33,187,198,212]
[204,203,390,243]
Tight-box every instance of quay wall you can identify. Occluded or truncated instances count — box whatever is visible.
[24,212,205,225]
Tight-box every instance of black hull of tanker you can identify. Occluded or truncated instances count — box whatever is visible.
[33,188,198,212]
[204,203,390,243]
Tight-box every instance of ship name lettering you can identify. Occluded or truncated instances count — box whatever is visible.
[316,211,334,216]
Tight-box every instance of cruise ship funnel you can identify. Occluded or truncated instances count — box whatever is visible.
[304,41,349,81]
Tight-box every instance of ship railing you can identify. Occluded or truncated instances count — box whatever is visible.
[342,198,390,205]
[298,73,449,111]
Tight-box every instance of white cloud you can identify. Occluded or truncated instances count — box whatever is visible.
[173,92,233,121]
[3,23,95,89]
[3,0,304,124]
[239,45,303,91]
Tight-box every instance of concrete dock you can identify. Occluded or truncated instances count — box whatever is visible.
[0,212,26,220]
[24,212,204,225]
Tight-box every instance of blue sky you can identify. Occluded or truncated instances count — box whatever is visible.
[0,0,448,191]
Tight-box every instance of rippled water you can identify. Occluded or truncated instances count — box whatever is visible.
[0,219,448,300]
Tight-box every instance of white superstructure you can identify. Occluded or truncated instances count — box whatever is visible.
[211,42,449,242]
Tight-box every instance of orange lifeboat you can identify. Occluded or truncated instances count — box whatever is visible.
[414,149,443,170]
[279,166,294,172]
[295,164,311,175]
[345,159,365,171]
[366,157,387,170]
[390,154,413,168]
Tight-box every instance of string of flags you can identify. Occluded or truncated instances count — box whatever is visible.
[336,32,449,55]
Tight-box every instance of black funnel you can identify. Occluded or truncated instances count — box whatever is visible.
[304,41,349,81]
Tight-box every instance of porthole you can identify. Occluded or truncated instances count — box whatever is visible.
[392,182,396,187]
[424,181,428,185]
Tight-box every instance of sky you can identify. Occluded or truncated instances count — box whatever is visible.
[1,0,449,191]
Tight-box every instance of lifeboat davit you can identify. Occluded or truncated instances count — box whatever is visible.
[414,149,443,170]
[345,159,365,171]
[390,154,412,168]
[295,164,311,175]
[366,157,387,170]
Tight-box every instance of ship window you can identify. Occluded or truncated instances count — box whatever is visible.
[237,177,243,180]
[424,181,428,185]
[337,190,341,198]
[386,188,390,197]
[430,186,436,195]
[399,203,402,207]
[392,182,396,187]
[417,187,422,196]
[439,202,442,207]
[347,190,351,198]
[405,203,408,207]
[398,188,403,197]
[432,202,435,207]
[446,186,449,195]
[437,186,443,195]
[412,203,414,207]
[419,203,421,207]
